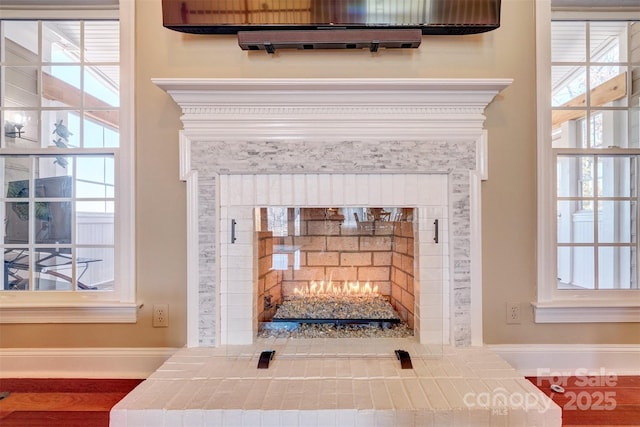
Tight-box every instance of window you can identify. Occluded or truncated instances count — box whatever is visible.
[0,1,135,323]
[535,1,640,322]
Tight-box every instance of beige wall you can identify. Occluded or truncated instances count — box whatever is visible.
[0,0,638,349]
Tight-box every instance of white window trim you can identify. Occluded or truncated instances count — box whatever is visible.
[534,0,640,323]
[0,0,136,323]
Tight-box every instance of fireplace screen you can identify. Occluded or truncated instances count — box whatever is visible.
[256,207,416,338]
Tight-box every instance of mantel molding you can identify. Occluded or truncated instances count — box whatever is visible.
[153,78,512,139]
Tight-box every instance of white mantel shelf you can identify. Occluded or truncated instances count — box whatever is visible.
[151,77,512,94]
[152,78,513,139]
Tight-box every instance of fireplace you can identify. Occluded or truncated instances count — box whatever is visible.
[108,78,562,426]
[152,77,512,348]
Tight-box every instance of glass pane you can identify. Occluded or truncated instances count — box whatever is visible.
[557,246,595,290]
[4,157,31,246]
[598,247,633,289]
[36,156,74,180]
[4,157,31,194]
[84,21,120,63]
[4,249,30,290]
[557,156,594,198]
[34,201,71,245]
[631,67,640,107]
[558,246,595,289]
[598,156,636,197]
[598,201,635,244]
[77,247,114,291]
[84,114,119,148]
[552,65,586,107]
[590,22,628,63]
[590,110,629,148]
[85,66,119,107]
[4,66,39,105]
[4,201,29,245]
[42,112,79,149]
[1,21,39,64]
[552,109,586,147]
[631,107,640,148]
[76,202,114,245]
[34,249,73,291]
[552,21,586,63]
[42,65,81,108]
[42,21,80,63]
[557,200,593,243]
[3,109,40,148]
[590,66,627,107]
[76,156,114,199]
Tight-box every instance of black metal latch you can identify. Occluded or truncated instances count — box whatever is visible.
[395,349,413,369]
[257,350,276,369]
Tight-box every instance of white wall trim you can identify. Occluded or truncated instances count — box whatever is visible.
[470,170,484,346]
[533,302,640,323]
[0,303,138,323]
[490,344,640,376]
[0,347,179,378]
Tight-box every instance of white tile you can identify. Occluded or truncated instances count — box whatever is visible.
[222,409,244,427]
[255,176,269,205]
[109,409,128,427]
[354,175,369,205]
[374,410,395,427]
[228,175,244,206]
[183,410,204,426]
[292,174,307,206]
[267,175,281,205]
[368,175,382,205]
[203,409,223,426]
[331,174,345,206]
[344,174,358,205]
[164,410,184,427]
[369,380,393,410]
[335,409,357,426]
[355,409,375,427]
[280,410,299,426]
[433,411,454,427]
[379,176,394,205]
[317,179,332,206]
[260,410,281,427]
[403,175,419,205]
[279,174,294,205]
[305,174,319,205]
[241,410,261,427]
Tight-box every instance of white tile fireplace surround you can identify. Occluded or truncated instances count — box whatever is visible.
[111,78,560,426]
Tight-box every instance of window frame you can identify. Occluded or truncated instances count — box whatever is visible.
[534,0,640,323]
[0,0,136,323]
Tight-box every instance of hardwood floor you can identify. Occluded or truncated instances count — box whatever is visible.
[0,377,637,426]
[0,378,142,427]
[527,376,640,426]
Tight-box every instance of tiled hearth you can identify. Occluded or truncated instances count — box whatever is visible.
[110,78,561,426]
[111,339,560,426]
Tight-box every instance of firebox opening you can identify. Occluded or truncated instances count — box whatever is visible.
[256,207,415,338]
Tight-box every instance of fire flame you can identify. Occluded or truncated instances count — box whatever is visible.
[293,280,379,297]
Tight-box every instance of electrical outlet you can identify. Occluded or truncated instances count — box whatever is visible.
[153,304,169,327]
[506,302,521,324]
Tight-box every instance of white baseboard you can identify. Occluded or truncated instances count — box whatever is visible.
[489,344,640,377]
[0,347,179,378]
